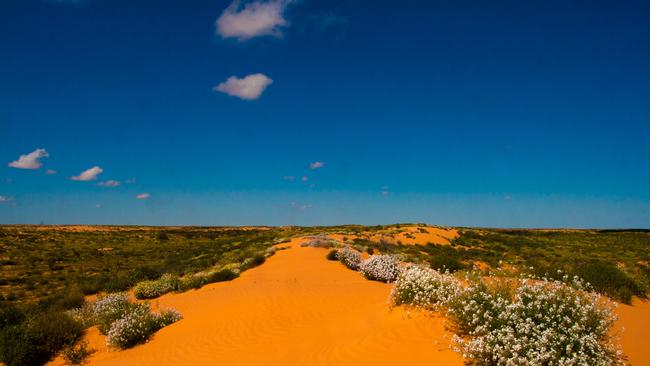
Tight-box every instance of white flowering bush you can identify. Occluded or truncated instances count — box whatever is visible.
[389,264,462,309]
[360,255,400,282]
[106,303,155,349]
[389,268,624,366]
[449,277,622,366]
[337,247,361,270]
[92,293,134,334]
[67,292,183,350]
[133,273,179,299]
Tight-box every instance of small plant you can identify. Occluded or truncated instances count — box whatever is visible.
[133,273,179,299]
[206,268,239,283]
[177,275,206,292]
[359,255,400,282]
[326,249,338,261]
[337,247,361,270]
[105,303,182,349]
[62,340,94,366]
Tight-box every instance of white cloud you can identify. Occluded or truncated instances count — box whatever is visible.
[301,175,308,182]
[0,195,14,202]
[283,175,295,182]
[216,0,290,41]
[95,203,102,208]
[97,180,121,187]
[214,73,273,100]
[125,178,136,184]
[136,193,150,200]
[309,161,324,169]
[45,169,58,175]
[71,166,103,181]
[8,148,49,169]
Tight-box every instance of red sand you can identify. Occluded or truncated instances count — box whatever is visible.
[50,239,462,366]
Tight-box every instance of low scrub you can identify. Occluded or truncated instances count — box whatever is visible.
[337,247,361,270]
[0,308,83,366]
[133,273,179,300]
[359,255,399,282]
[326,249,338,261]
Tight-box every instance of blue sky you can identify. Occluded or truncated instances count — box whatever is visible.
[1,0,649,227]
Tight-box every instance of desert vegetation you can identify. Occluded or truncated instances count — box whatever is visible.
[389,265,623,365]
[0,224,648,365]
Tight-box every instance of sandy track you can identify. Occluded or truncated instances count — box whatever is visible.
[55,239,462,366]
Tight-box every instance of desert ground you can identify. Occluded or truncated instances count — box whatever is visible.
[40,232,650,366]
[1,225,648,366]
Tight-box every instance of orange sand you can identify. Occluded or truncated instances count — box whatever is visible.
[330,225,458,246]
[50,239,462,366]
[616,299,650,366]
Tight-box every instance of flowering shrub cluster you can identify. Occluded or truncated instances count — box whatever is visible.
[106,304,182,349]
[337,247,361,270]
[133,273,179,299]
[359,255,400,282]
[389,264,462,309]
[67,292,182,350]
[389,268,624,366]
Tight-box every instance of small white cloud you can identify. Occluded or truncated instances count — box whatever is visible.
[8,148,49,169]
[125,178,137,184]
[283,175,295,182]
[97,180,121,187]
[381,190,390,197]
[309,161,324,169]
[214,73,273,100]
[216,0,291,41]
[136,193,150,200]
[301,175,308,182]
[45,169,58,175]
[71,166,103,181]
[95,203,102,208]
[0,195,14,202]
[290,201,312,210]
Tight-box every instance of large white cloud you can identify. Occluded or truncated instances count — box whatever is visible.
[214,73,273,100]
[216,0,290,41]
[8,148,49,169]
[71,166,103,181]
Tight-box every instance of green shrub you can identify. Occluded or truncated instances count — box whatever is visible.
[429,254,465,273]
[177,275,207,292]
[206,268,239,283]
[241,254,266,270]
[133,273,179,300]
[573,261,642,304]
[326,249,338,261]
[0,302,25,329]
[0,311,83,366]
[62,339,94,366]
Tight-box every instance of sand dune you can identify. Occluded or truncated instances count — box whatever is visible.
[329,226,458,246]
[51,239,462,366]
[47,235,650,366]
